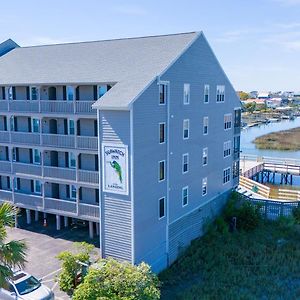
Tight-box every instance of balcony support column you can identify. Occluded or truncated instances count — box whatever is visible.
[56,215,61,231]
[89,221,94,239]
[96,222,100,236]
[34,210,39,222]
[64,216,68,227]
[26,209,31,225]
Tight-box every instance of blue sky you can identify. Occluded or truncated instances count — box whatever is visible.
[1,0,300,91]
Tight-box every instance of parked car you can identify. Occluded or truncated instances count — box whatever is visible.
[0,271,54,300]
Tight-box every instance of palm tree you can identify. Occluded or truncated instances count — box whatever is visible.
[0,203,27,287]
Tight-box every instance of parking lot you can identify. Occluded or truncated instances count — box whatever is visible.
[7,212,100,300]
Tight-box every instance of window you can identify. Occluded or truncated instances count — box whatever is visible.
[34,180,41,194]
[32,118,40,133]
[30,87,39,100]
[203,117,208,135]
[182,153,189,173]
[202,177,207,196]
[233,161,240,179]
[69,119,75,135]
[8,86,13,100]
[204,84,209,103]
[70,185,77,199]
[182,186,188,206]
[203,147,208,166]
[69,152,76,169]
[234,108,241,128]
[14,178,20,191]
[159,197,166,219]
[224,114,232,130]
[183,119,189,139]
[183,83,190,105]
[33,149,41,164]
[223,167,231,184]
[159,160,165,181]
[159,123,165,144]
[67,86,74,101]
[12,148,16,162]
[10,116,15,131]
[216,85,225,102]
[98,85,108,98]
[223,141,231,158]
[159,84,167,105]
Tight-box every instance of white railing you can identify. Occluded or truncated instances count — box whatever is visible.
[11,132,40,145]
[277,189,300,201]
[77,136,98,150]
[0,161,11,173]
[78,203,99,219]
[44,166,76,181]
[9,100,39,113]
[0,131,9,143]
[14,192,43,209]
[241,154,300,166]
[40,101,74,113]
[13,162,42,176]
[75,101,95,114]
[78,169,99,184]
[0,190,12,202]
[44,197,77,214]
[239,175,270,198]
[0,101,8,111]
[42,134,75,148]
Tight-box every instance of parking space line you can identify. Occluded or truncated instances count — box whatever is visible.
[40,268,62,280]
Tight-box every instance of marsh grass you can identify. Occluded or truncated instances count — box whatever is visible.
[160,220,300,300]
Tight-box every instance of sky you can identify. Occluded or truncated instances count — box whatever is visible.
[1,0,300,92]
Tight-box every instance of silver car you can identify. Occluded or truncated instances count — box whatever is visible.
[0,271,54,300]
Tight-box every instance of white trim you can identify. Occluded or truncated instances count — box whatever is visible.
[158,196,166,220]
[224,113,232,131]
[202,177,207,196]
[158,160,166,182]
[158,82,167,105]
[203,116,209,135]
[223,167,231,185]
[182,186,189,207]
[216,85,225,103]
[182,153,189,174]
[183,83,190,105]
[204,84,209,104]
[130,106,135,264]
[223,140,232,158]
[202,147,208,166]
[166,81,170,265]
[183,119,189,140]
[159,122,166,144]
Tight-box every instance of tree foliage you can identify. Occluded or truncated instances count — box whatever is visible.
[72,258,160,300]
[238,91,249,100]
[0,203,27,287]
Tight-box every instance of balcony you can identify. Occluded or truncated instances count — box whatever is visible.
[9,100,39,113]
[40,101,74,114]
[0,131,9,143]
[44,197,77,215]
[78,203,99,220]
[13,162,42,177]
[234,126,241,135]
[42,134,75,148]
[14,192,43,210]
[77,136,98,150]
[78,169,99,185]
[0,189,12,202]
[75,101,95,114]
[0,160,11,173]
[44,166,76,181]
[11,132,40,145]
[0,100,8,112]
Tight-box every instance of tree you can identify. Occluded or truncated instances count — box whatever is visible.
[238,91,249,100]
[0,203,27,287]
[72,258,160,300]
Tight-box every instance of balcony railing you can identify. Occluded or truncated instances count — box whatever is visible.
[75,101,95,114]
[40,101,74,113]
[44,197,77,214]
[78,203,99,219]
[13,162,42,177]
[77,136,98,150]
[44,166,76,181]
[78,169,99,184]
[14,192,43,209]
[0,100,8,112]
[11,132,40,145]
[42,134,75,148]
[234,126,241,135]
[0,131,9,143]
[0,160,11,173]
[9,100,39,113]
[0,189,12,202]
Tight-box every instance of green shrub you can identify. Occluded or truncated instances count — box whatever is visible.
[292,205,300,224]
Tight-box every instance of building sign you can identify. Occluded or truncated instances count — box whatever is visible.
[102,143,129,195]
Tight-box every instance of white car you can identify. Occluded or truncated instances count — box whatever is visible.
[0,271,54,300]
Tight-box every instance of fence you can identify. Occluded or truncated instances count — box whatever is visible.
[239,176,270,198]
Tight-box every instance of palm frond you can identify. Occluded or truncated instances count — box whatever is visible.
[0,240,27,269]
[0,203,18,228]
[0,265,13,288]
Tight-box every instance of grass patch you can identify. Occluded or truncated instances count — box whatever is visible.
[160,205,300,299]
[253,127,300,151]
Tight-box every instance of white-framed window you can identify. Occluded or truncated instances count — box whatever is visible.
[159,122,166,144]
[68,119,75,135]
[69,152,76,169]
[31,118,40,133]
[223,141,231,158]
[33,149,41,165]
[183,83,190,105]
[67,86,75,101]
[70,185,77,200]
[182,186,189,207]
[203,116,208,135]
[203,147,208,166]
[30,86,39,100]
[202,177,207,196]
[159,197,166,219]
[224,114,232,130]
[159,160,165,182]
[223,167,231,184]
[182,153,189,174]
[216,85,225,102]
[34,180,41,194]
[183,119,189,139]
[204,84,209,103]
[98,85,108,98]
[159,84,167,105]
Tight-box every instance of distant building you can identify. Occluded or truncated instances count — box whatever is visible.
[257,92,270,99]
[249,91,258,98]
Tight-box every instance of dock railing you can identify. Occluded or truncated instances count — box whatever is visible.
[239,176,270,198]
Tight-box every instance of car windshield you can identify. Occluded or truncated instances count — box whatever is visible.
[15,275,41,295]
